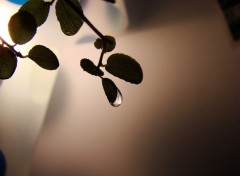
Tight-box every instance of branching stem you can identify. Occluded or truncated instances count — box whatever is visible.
[64,0,105,39]
[97,42,107,68]
[63,0,110,68]
[0,36,27,58]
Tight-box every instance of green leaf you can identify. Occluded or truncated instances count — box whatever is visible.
[94,36,116,52]
[56,0,84,36]
[28,45,59,70]
[8,11,37,45]
[20,0,50,27]
[102,78,122,107]
[0,46,17,79]
[80,58,104,76]
[105,53,143,84]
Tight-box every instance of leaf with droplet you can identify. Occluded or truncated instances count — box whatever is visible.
[80,58,104,76]
[20,0,50,27]
[56,0,84,36]
[28,45,59,70]
[0,46,17,79]
[105,53,143,84]
[94,36,116,52]
[0,150,7,176]
[8,11,37,45]
[102,78,122,107]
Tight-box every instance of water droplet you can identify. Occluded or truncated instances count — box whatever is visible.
[111,88,123,107]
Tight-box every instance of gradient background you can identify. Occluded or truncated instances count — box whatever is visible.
[30,0,240,175]
[1,0,240,175]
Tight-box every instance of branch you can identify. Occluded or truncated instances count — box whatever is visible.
[64,0,105,39]
[0,36,27,58]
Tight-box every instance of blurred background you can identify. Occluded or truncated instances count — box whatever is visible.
[1,0,240,175]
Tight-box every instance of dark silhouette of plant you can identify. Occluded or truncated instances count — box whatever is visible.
[0,0,143,106]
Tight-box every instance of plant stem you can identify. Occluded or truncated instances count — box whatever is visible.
[97,42,107,67]
[64,0,105,39]
[0,36,27,58]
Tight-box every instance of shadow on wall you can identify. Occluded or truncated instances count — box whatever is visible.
[131,97,240,176]
[42,69,69,129]
[125,0,215,30]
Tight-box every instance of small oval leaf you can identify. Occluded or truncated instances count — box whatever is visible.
[56,0,84,36]
[0,150,7,176]
[105,36,116,52]
[20,0,50,27]
[28,45,59,70]
[102,78,122,107]
[80,58,104,76]
[8,11,37,45]
[105,53,143,84]
[94,36,116,52]
[0,46,17,79]
[94,38,103,49]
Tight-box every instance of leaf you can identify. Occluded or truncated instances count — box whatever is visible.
[94,38,103,49]
[102,78,122,107]
[0,150,7,176]
[0,46,18,79]
[80,58,104,76]
[8,11,37,45]
[56,0,84,36]
[20,0,50,27]
[105,36,116,52]
[28,45,59,70]
[105,54,143,84]
[94,36,116,52]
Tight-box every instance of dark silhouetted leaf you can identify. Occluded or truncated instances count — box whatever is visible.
[8,11,37,45]
[94,36,116,52]
[80,58,104,76]
[94,38,103,49]
[105,53,143,84]
[102,78,122,107]
[20,0,50,27]
[105,36,116,52]
[28,45,59,70]
[0,150,7,176]
[56,0,83,36]
[0,46,17,79]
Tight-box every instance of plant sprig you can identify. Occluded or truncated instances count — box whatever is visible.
[0,0,143,106]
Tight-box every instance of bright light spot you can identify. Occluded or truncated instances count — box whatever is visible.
[0,2,17,44]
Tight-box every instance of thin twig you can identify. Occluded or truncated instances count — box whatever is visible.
[0,36,27,58]
[64,0,105,39]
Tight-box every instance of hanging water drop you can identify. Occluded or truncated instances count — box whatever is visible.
[102,78,123,107]
[111,88,123,107]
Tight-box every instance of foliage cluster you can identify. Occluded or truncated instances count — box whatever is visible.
[0,0,143,106]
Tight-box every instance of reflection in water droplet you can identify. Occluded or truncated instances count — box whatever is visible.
[111,88,123,107]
